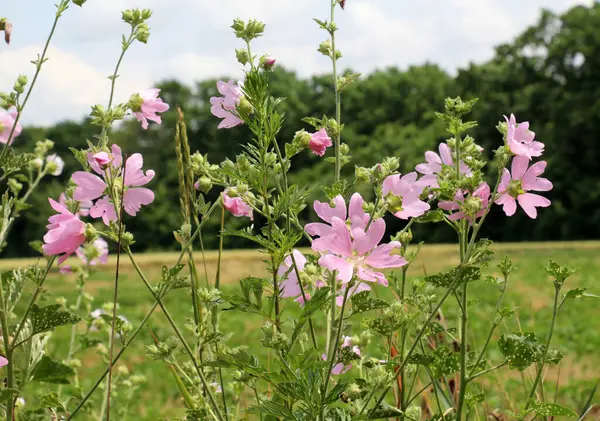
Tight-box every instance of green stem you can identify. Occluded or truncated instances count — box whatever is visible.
[363,275,461,420]
[321,285,350,420]
[0,0,69,163]
[12,256,56,345]
[175,199,220,266]
[0,276,15,421]
[525,287,560,409]
[469,361,507,382]
[125,248,224,421]
[456,225,469,420]
[66,302,160,420]
[329,0,341,182]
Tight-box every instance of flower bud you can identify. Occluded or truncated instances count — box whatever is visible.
[462,196,482,217]
[0,18,12,45]
[398,229,412,245]
[93,152,112,166]
[121,10,134,23]
[85,224,97,241]
[318,40,332,56]
[73,0,87,6]
[382,156,399,172]
[238,96,253,115]
[293,130,312,148]
[7,178,22,195]
[135,24,150,43]
[235,48,249,66]
[339,143,350,155]
[259,55,276,71]
[195,176,212,193]
[141,9,152,20]
[339,0,347,9]
[355,166,371,183]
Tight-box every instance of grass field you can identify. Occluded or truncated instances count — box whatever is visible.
[2,241,599,419]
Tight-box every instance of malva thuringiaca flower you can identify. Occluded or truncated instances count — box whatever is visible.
[42,198,86,264]
[222,188,253,220]
[496,156,552,219]
[76,237,109,266]
[382,172,430,220]
[129,88,170,130]
[306,193,407,287]
[0,107,22,145]
[72,145,155,225]
[439,182,491,223]
[308,128,333,157]
[45,154,64,176]
[415,142,471,188]
[504,114,544,159]
[321,336,361,375]
[210,80,244,129]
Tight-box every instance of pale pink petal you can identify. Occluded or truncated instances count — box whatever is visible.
[511,156,529,180]
[314,195,347,224]
[357,266,388,286]
[72,172,107,201]
[517,193,551,219]
[319,254,354,284]
[123,188,155,216]
[365,241,406,269]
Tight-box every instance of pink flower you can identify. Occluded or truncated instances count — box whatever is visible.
[58,193,92,217]
[0,356,7,367]
[76,238,109,266]
[308,129,333,157]
[305,193,369,253]
[504,114,544,159]
[278,250,310,305]
[59,265,73,275]
[322,336,360,375]
[132,88,170,130]
[210,80,244,129]
[222,189,253,220]
[495,156,552,219]
[307,193,407,286]
[439,182,491,223]
[382,172,430,219]
[42,198,86,264]
[0,107,22,145]
[87,145,123,175]
[72,148,155,225]
[261,56,276,70]
[415,143,470,188]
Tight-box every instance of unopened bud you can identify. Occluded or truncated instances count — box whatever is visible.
[121,10,133,23]
[235,48,249,66]
[238,96,253,115]
[195,176,212,193]
[355,166,371,183]
[73,0,87,6]
[318,40,332,56]
[260,55,276,71]
[141,9,152,20]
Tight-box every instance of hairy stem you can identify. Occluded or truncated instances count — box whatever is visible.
[329,0,342,182]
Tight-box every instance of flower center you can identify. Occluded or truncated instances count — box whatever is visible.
[507,179,525,198]
[386,194,404,213]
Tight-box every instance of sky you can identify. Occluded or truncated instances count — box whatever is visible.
[0,0,591,126]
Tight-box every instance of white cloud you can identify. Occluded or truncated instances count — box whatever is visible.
[0,46,151,125]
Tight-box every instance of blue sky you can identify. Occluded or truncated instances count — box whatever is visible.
[0,0,589,126]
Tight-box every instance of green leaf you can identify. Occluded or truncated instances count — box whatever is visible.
[0,149,35,176]
[564,287,599,301]
[528,400,577,417]
[31,356,74,384]
[414,209,445,224]
[39,391,68,412]
[498,332,542,370]
[407,346,460,378]
[350,290,389,314]
[289,287,330,348]
[424,266,481,288]
[545,259,577,288]
[31,304,81,336]
[0,388,19,403]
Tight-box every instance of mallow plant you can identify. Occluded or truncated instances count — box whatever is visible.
[0,1,596,420]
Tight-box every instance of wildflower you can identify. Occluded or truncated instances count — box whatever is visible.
[305,193,369,253]
[0,108,22,145]
[504,114,544,159]
[415,142,470,188]
[130,88,170,130]
[59,193,91,217]
[76,238,109,266]
[382,172,430,219]
[260,56,276,70]
[72,148,155,225]
[308,128,333,157]
[222,188,253,220]
[210,80,244,129]
[88,144,123,175]
[439,182,491,223]
[495,156,552,218]
[46,154,64,176]
[307,193,407,286]
[42,198,86,264]
[322,336,360,375]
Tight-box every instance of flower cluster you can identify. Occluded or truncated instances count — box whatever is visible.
[72,144,155,225]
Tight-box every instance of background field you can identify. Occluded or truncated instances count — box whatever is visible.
[2,241,598,419]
